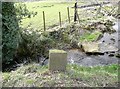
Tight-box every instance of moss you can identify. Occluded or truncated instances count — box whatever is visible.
[49,49,66,53]
[80,31,102,42]
[2,73,10,82]
[26,79,35,84]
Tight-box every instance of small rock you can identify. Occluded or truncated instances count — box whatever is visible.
[115,54,120,58]
[106,52,109,54]
[78,42,82,48]
[110,51,115,54]
[96,24,106,32]
[110,38,115,42]
[108,54,114,57]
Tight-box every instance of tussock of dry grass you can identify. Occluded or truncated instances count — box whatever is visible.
[2,63,119,87]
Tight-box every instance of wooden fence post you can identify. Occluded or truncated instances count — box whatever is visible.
[43,11,46,31]
[77,12,80,23]
[67,7,70,23]
[74,2,77,22]
[59,12,62,27]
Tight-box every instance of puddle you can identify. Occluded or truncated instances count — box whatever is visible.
[67,19,119,66]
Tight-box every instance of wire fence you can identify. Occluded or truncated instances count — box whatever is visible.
[21,0,119,32]
[71,1,119,25]
[41,6,74,31]
[41,1,118,31]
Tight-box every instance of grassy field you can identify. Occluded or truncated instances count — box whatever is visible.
[2,63,119,87]
[19,2,76,31]
[17,1,117,32]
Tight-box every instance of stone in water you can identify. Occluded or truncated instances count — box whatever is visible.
[81,42,100,53]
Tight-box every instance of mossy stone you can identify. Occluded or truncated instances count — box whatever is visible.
[49,49,67,71]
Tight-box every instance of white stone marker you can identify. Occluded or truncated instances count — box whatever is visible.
[49,49,67,71]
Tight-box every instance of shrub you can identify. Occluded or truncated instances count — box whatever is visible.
[2,2,19,63]
[2,2,36,64]
[16,29,54,61]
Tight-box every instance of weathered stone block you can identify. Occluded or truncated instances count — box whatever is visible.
[81,42,99,53]
[49,49,67,71]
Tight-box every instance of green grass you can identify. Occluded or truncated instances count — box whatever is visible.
[15,1,118,32]
[2,63,119,87]
[79,31,102,42]
[18,1,98,31]
[18,2,76,31]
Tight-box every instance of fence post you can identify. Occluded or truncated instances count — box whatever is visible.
[43,11,46,31]
[59,12,62,27]
[67,7,70,23]
[74,2,77,22]
[77,12,80,23]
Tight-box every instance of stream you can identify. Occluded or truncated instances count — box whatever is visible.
[67,19,119,66]
[2,19,119,72]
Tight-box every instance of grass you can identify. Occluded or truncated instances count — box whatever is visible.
[18,2,76,31]
[2,63,119,87]
[79,31,102,42]
[15,0,118,32]
[15,1,117,33]
[49,49,67,53]
[17,1,103,31]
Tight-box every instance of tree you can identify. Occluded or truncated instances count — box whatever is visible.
[2,2,19,64]
[2,2,36,65]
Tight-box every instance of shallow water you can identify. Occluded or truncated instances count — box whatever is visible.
[67,19,119,66]
[99,20,119,48]
[67,49,118,66]
[3,19,119,72]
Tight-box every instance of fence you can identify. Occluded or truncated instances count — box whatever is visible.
[35,1,118,31]
[71,1,118,25]
[41,6,74,31]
